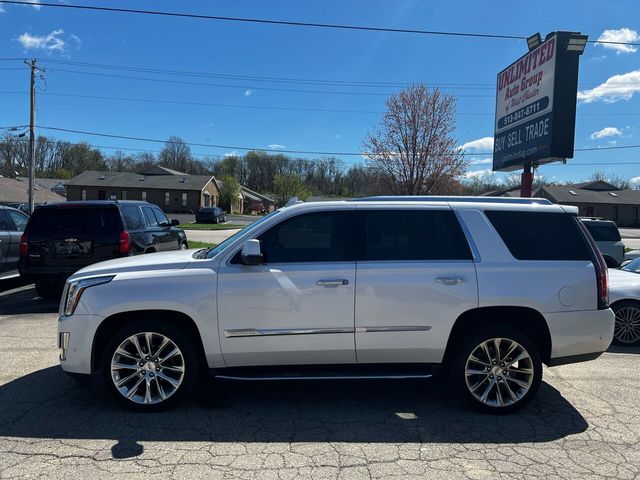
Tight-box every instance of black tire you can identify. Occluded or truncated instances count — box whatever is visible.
[35,278,64,300]
[101,318,201,411]
[603,256,619,268]
[611,300,640,346]
[448,324,542,414]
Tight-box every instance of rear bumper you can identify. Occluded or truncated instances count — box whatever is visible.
[546,308,614,365]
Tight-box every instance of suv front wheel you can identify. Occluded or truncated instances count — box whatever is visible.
[449,325,542,414]
[101,319,200,411]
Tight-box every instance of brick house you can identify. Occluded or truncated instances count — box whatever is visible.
[65,167,220,213]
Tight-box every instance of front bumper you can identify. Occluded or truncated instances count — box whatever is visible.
[58,313,105,374]
[546,308,614,365]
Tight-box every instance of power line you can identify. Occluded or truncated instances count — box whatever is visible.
[33,125,640,158]
[0,1,637,48]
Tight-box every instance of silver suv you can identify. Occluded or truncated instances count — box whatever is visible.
[57,197,614,413]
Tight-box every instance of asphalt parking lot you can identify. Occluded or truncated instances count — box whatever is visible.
[1,282,639,479]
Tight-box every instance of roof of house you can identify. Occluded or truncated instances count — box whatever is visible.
[0,177,66,204]
[66,171,216,191]
[16,177,67,191]
[241,186,274,203]
[540,184,640,205]
[138,166,187,176]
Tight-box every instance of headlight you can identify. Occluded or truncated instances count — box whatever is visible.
[63,276,115,316]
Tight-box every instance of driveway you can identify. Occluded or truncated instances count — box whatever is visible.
[186,228,241,245]
[0,282,639,479]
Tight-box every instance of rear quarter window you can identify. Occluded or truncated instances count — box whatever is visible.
[485,210,591,261]
[584,223,621,242]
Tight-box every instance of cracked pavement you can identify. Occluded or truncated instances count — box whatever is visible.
[1,284,639,479]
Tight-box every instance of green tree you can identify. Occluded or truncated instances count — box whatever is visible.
[273,173,310,207]
[218,175,241,212]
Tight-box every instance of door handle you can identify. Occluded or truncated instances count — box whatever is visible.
[317,279,349,287]
[435,277,465,286]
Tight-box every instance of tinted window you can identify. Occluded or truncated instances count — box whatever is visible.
[28,207,120,238]
[142,207,158,227]
[584,223,621,241]
[486,211,591,261]
[121,205,146,230]
[153,208,169,225]
[0,210,11,231]
[6,210,28,231]
[361,210,471,261]
[258,211,353,263]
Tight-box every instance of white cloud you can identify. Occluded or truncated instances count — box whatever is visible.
[630,176,640,187]
[590,127,622,139]
[203,122,214,128]
[18,29,67,52]
[578,70,640,103]
[243,89,254,97]
[460,136,494,152]
[597,28,639,54]
[334,134,342,139]
[464,169,492,179]
[470,158,493,165]
[0,5,5,13]
[268,144,286,150]
[223,151,239,157]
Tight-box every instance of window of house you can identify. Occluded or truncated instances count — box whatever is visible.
[141,191,147,202]
[257,211,354,263]
[164,192,170,207]
[634,208,638,223]
[613,206,619,221]
[122,190,127,200]
[181,192,188,207]
[81,188,87,201]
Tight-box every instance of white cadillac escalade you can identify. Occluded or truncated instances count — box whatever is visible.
[57,197,614,413]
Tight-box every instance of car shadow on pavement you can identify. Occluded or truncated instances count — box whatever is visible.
[0,285,59,315]
[607,344,640,355]
[0,366,588,450]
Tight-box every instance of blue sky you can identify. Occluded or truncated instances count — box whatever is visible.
[1,0,639,185]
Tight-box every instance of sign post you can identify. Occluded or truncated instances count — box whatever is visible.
[492,32,587,196]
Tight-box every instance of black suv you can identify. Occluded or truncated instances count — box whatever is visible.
[195,207,226,224]
[19,201,187,298]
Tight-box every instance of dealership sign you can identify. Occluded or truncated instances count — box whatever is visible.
[493,32,583,171]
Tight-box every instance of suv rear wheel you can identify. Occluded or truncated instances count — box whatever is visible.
[449,324,542,414]
[101,319,200,411]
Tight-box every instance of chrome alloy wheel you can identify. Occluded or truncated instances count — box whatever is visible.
[464,338,534,408]
[111,332,185,405]
[614,306,640,344]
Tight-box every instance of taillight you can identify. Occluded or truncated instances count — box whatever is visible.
[19,234,28,257]
[578,221,609,309]
[119,230,131,254]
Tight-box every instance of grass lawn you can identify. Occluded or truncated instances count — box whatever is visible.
[178,223,245,230]
[187,241,217,249]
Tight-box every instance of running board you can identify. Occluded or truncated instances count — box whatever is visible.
[211,364,437,382]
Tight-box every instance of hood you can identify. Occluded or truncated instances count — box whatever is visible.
[608,268,640,287]
[69,249,194,280]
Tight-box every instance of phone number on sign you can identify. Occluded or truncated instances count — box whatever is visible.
[498,97,549,130]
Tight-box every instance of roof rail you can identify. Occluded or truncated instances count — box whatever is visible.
[354,195,552,205]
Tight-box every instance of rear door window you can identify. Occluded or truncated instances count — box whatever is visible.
[6,210,28,231]
[360,209,472,261]
[121,205,146,230]
[485,211,591,261]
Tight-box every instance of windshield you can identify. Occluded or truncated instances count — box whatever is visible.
[193,209,282,259]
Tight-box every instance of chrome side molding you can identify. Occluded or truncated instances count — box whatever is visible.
[215,373,433,381]
[224,325,432,338]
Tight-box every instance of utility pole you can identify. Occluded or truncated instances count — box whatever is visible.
[25,58,44,214]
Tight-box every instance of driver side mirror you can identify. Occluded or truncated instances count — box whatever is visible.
[241,239,264,265]
[170,219,180,226]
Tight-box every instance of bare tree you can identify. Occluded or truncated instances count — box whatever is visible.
[363,85,467,195]
[159,136,192,172]
[589,170,630,190]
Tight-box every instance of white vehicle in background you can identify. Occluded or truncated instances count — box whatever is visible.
[609,261,640,345]
[57,197,614,413]
[580,218,625,268]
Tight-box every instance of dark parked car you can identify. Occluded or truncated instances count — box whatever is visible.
[195,207,226,224]
[0,205,29,280]
[19,201,188,299]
